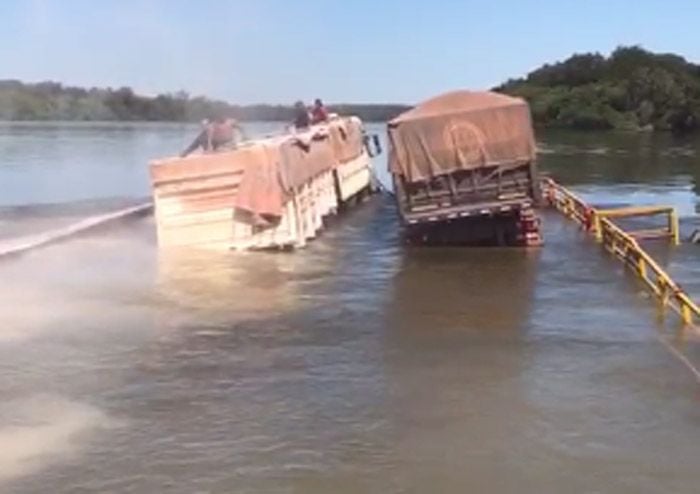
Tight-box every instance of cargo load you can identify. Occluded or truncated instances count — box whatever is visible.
[388,90,542,246]
[150,116,375,250]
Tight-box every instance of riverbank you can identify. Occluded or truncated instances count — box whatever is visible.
[498,46,700,133]
[0,80,409,123]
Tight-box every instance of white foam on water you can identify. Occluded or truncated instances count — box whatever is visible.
[0,395,108,483]
[0,203,152,258]
[0,293,124,343]
[0,213,157,344]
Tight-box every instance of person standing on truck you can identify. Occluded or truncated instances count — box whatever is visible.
[180,114,244,157]
[310,98,329,124]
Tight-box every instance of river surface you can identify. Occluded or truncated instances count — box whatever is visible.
[1,122,700,493]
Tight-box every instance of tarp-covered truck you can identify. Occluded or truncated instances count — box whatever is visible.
[150,116,375,250]
[388,90,542,246]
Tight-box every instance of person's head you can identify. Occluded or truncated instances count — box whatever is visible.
[314,98,323,108]
[294,100,305,110]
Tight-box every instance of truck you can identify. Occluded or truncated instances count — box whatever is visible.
[387,90,542,246]
[150,116,375,250]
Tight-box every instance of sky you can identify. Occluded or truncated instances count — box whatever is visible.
[1,0,700,105]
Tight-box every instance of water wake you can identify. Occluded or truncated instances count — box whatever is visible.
[0,203,152,259]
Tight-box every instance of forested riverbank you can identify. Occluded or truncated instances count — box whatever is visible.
[5,46,700,132]
[0,80,409,123]
[497,46,700,132]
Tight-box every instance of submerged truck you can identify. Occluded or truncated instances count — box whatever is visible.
[388,90,542,246]
[150,116,376,251]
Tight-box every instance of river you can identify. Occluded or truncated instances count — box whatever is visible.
[1,122,699,493]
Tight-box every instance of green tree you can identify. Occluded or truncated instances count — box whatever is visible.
[497,46,700,132]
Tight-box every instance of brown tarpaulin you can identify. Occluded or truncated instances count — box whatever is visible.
[238,118,364,217]
[328,117,364,164]
[152,117,365,220]
[278,132,337,191]
[388,90,536,183]
[234,142,286,218]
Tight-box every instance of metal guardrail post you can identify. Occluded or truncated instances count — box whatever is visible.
[670,209,680,246]
[680,302,692,325]
[591,211,602,242]
[657,276,670,309]
[638,256,647,279]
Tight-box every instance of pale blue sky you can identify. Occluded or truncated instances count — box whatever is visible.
[2,0,699,104]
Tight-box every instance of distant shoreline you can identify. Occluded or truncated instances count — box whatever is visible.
[0,120,687,133]
[0,117,393,124]
[0,80,409,123]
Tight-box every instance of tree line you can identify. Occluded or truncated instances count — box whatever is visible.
[0,80,410,123]
[497,46,700,132]
[7,46,699,131]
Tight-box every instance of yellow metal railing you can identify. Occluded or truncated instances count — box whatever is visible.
[592,205,680,245]
[542,178,699,327]
[543,177,592,228]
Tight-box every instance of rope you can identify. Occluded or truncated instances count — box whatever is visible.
[655,333,700,384]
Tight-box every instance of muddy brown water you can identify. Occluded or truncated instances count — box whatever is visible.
[1,123,700,493]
